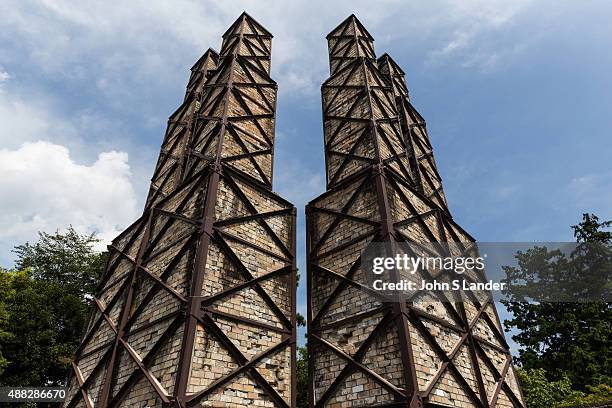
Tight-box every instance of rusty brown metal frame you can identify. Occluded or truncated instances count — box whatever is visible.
[307,15,524,408]
[145,50,219,211]
[309,15,420,408]
[66,12,296,408]
[378,53,449,215]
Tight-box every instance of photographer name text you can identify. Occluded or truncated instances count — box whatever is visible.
[371,279,506,291]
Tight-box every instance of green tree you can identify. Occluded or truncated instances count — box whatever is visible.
[517,368,580,408]
[558,384,612,407]
[0,228,105,386]
[13,227,105,303]
[519,367,612,408]
[295,309,308,408]
[502,214,612,390]
[296,346,308,408]
[0,272,14,376]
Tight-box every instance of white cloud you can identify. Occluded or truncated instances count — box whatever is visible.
[425,0,535,69]
[568,172,612,213]
[274,157,326,211]
[0,0,609,265]
[2,0,609,103]
[0,141,139,264]
[0,90,69,149]
[0,67,82,151]
[0,0,544,103]
[0,68,149,266]
[0,69,9,84]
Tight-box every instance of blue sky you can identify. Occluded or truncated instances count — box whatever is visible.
[1,1,611,351]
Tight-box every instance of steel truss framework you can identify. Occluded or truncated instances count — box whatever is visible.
[66,12,297,408]
[307,15,525,408]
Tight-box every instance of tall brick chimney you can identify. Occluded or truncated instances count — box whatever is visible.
[66,12,297,408]
[306,15,525,408]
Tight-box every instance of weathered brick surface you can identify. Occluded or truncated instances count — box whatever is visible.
[66,13,295,408]
[308,15,524,407]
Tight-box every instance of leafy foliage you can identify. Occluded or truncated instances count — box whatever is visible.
[517,368,580,408]
[518,368,612,408]
[502,214,612,390]
[0,228,105,386]
[573,214,612,244]
[297,346,308,408]
[13,227,104,303]
[296,313,306,327]
[0,275,13,376]
[557,384,612,407]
